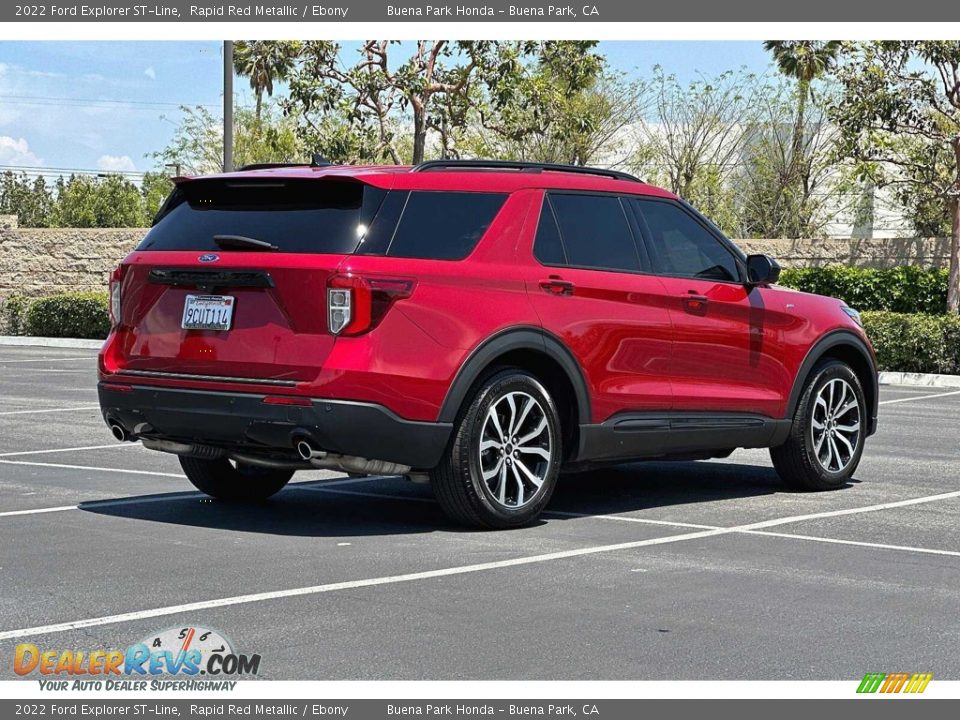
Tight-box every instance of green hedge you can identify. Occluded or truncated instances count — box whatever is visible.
[5,291,111,339]
[862,311,960,375]
[779,266,948,315]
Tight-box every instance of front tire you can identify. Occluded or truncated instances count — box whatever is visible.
[771,359,866,491]
[179,456,293,501]
[431,369,562,529]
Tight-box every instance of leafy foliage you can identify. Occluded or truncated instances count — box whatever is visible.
[862,311,960,374]
[20,292,111,339]
[779,266,949,315]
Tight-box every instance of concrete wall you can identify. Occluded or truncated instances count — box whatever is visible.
[0,218,952,303]
[0,221,145,300]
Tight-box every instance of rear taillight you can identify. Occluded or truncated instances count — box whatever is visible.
[327,274,415,336]
[108,266,124,328]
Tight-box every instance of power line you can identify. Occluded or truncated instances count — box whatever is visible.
[0,164,147,179]
[0,94,219,110]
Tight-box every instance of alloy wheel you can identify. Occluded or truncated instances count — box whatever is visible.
[811,377,861,473]
[478,391,554,509]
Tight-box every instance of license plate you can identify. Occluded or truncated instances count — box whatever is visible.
[181,294,235,331]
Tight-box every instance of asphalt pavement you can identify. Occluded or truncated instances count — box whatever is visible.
[0,345,958,680]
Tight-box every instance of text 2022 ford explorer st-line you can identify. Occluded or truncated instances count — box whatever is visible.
[98,159,879,528]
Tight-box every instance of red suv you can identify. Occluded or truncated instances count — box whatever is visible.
[99,159,878,528]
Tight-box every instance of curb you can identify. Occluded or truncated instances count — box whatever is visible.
[878,371,960,389]
[2,335,960,388]
[0,335,103,350]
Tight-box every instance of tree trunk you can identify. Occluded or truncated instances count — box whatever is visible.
[948,195,960,314]
[412,109,427,165]
[789,81,807,185]
[255,91,263,125]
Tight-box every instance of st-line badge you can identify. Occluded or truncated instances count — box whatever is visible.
[13,625,261,691]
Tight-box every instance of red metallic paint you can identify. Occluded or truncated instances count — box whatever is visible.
[99,164,872,429]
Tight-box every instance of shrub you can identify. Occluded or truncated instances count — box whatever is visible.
[23,291,110,339]
[861,311,960,375]
[778,266,948,315]
[0,294,29,335]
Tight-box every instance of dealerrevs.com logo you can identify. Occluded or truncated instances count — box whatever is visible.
[857,672,933,694]
[14,626,261,691]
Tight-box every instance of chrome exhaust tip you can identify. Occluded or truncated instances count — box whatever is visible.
[109,422,128,442]
[296,439,315,461]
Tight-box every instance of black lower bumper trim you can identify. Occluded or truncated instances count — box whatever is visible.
[99,383,452,470]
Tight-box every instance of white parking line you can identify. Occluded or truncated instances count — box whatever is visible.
[0,406,101,417]
[0,443,139,458]
[0,356,96,364]
[879,389,960,405]
[0,459,184,478]
[3,485,959,641]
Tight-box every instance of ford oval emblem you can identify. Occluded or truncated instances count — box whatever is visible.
[198,253,219,263]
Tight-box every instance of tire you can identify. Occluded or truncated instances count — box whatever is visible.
[771,359,866,491]
[179,456,293,502]
[430,369,563,529]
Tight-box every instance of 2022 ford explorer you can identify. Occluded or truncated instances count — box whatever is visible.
[98,159,878,528]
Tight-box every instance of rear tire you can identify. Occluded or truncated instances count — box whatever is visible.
[771,359,866,491]
[179,456,293,501]
[430,369,562,529]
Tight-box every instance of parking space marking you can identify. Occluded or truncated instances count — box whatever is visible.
[879,389,960,405]
[0,406,101,417]
[743,529,960,559]
[0,443,140,458]
[4,482,960,641]
[0,356,96,364]
[0,459,184,478]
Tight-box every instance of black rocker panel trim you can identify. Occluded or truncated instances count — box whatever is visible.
[575,412,791,464]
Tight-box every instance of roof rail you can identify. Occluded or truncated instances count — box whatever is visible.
[412,159,642,183]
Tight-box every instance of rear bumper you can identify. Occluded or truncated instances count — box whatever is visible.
[98,383,452,470]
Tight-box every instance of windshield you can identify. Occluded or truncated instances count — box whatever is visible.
[137,178,385,254]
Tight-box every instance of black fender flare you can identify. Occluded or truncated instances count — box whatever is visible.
[786,329,879,434]
[438,326,592,425]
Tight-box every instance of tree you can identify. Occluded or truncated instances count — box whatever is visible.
[736,80,838,238]
[464,43,648,167]
[284,40,520,165]
[232,41,302,123]
[151,104,304,175]
[828,41,960,312]
[0,172,55,227]
[764,41,841,186]
[632,67,759,231]
[53,174,144,228]
[140,172,173,224]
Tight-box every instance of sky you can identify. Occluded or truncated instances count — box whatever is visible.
[0,41,774,179]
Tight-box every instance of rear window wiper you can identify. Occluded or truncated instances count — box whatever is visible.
[213,234,279,251]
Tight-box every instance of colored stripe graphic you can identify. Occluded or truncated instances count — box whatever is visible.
[857,672,932,694]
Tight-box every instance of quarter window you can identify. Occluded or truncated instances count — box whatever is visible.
[387,191,507,260]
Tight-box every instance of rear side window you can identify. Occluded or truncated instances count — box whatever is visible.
[547,193,641,272]
[386,191,507,260]
[632,199,741,282]
[138,179,384,254]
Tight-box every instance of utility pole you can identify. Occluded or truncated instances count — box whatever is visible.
[223,40,234,172]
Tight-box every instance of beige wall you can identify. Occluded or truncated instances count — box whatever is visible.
[0,218,952,303]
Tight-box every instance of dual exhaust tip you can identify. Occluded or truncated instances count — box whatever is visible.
[109,422,128,442]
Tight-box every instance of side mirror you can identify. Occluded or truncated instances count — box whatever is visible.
[745,254,781,286]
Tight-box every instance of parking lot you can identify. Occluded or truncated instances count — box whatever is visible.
[0,343,958,680]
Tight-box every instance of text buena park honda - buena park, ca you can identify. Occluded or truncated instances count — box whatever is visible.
[387,706,600,716]
[387,5,599,17]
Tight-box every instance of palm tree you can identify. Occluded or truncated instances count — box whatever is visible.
[764,41,841,184]
[233,41,303,124]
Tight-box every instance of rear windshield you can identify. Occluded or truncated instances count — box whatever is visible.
[137,179,384,254]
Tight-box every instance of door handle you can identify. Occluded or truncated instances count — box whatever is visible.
[539,278,575,296]
[682,292,708,312]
